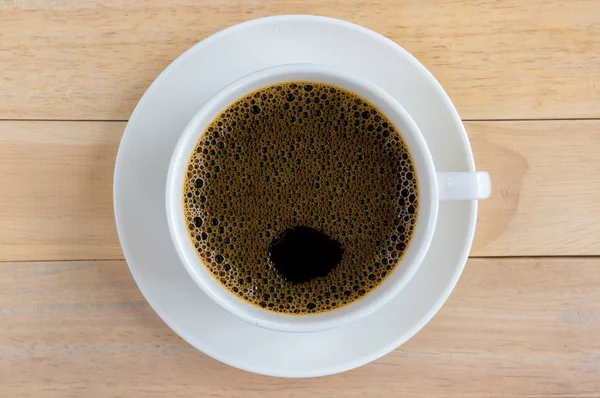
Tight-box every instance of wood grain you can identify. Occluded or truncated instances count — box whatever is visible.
[0,121,122,261]
[1,119,597,261]
[0,257,598,397]
[470,120,600,256]
[1,0,599,120]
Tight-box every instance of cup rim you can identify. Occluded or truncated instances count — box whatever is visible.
[165,63,439,333]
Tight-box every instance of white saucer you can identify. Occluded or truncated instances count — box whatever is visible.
[114,15,478,378]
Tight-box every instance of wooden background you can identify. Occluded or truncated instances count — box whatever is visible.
[1,0,599,396]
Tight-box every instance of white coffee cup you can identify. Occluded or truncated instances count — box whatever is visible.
[166,64,491,333]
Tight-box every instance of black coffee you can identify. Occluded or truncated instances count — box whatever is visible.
[183,82,419,315]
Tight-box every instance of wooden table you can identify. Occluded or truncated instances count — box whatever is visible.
[1,1,599,396]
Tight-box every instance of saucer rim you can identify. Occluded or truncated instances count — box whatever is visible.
[114,14,477,378]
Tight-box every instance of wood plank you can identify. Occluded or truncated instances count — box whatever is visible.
[0,121,122,261]
[1,0,599,120]
[0,257,598,397]
[0,120,598,261]
[471,120,600,256]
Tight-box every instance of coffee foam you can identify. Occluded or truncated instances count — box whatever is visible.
[183,82,418,315]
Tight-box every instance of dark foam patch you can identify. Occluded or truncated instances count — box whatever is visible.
[268,226,343,284]
[182,81,419,315]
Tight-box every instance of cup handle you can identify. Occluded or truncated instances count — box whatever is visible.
[436,172,491,201]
